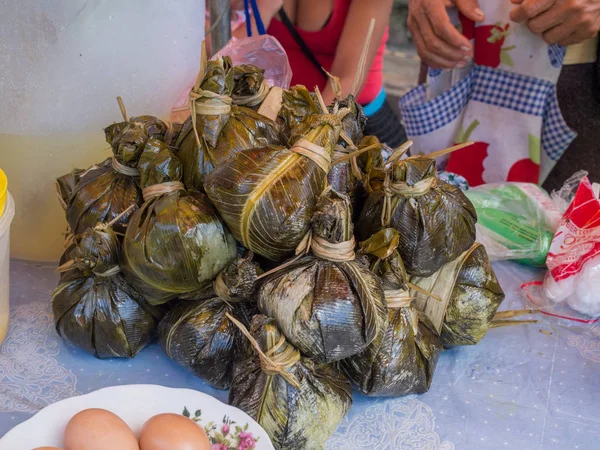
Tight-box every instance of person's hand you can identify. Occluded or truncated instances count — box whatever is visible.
[408,0,484,68]
[510,0,600,45]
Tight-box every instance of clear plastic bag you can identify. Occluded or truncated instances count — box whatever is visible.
[464,182,562,266]
[214,35,292,89]
[170,35,292,123]
[523,176,600,320]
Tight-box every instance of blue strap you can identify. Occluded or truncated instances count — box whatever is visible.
[362,89,386,117]
[244,0,252,37]
[243,0,266,36]
[250,0,266,35]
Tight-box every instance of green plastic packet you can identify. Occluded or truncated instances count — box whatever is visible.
[465,183,561,267]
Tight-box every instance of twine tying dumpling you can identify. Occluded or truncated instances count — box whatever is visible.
[306,234,356,262]
[111,157,139,177]
[385,288,419,335]
[232,79,270,107]
[380,163,433,227]
[333,144,366,182]
[188,45,233,149]
[142,181,185,201]
[225,313,301,389]
[291,138,332,174]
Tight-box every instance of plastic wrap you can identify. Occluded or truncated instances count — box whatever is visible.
[524,177,600,319]
[464,182,562,266]
[215,36,292,89]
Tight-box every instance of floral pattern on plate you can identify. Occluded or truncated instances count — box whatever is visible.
[183,407,259,450]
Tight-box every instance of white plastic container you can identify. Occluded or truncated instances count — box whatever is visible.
[0,191,15,345]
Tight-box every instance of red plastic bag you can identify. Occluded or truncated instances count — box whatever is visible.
[523,177,600,320]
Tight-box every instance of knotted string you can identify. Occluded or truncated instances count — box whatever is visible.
[142,181,185,201]
[305,235,355,262]
[189,89,233,149]
[188,47,233,148]
[226,313,301,388]
[381,169,435,227]
[385,288,419,335]
[290,138,332,174]
[111,157,139,177]
[232,79,269,107]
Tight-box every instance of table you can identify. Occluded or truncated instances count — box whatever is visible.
[1,259,599,449]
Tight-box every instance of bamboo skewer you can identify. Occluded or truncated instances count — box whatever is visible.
[490,319,539,328]
[332,142,382,165]
[104,204,136,228]
[427,141,474,159]
[494,309,539,320]
[407,282,443,302]
[352,18,376,97]
[116,96,128,122]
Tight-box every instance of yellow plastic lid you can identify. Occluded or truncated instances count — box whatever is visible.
[0,169,7,219]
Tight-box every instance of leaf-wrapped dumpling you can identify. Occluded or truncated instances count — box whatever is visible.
[204,112,343,261]
[158,257,261,389]
[175,56,281,190]
[277,85,319,137]
[410,242,505,347]
[61,115,166,234]
[231,64,270,108]
[123,139,237,305]
[329,135,383,222]
[340,228,443,396]
[357,154,477,276]
[229,315,352,450]
[52,225,163,358]
[257,189,388,363]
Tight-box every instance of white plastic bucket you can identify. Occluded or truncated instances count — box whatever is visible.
[0,191,15,345]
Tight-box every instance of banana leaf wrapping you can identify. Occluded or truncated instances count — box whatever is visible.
[123,139,237,305]
[357,155,477,276]
[277,85,319,137]
[232,64,270,108]
[61,115,166,234]
[52,225,163,358]
[56,169,84,213]
[204,112,343,261]
[175,56,282,190]
[229,315,353,450]
[158,257,261,389]
[257,189,388,363]
[333,96,367,145]
[339,228,443,396]
[128,115,169,141]
[410,243,505,347]
[329,135,383,222]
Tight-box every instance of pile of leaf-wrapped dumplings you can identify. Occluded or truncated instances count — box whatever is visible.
[53,54,511,449]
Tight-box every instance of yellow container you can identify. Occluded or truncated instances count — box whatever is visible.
[0,169,6,219]
[0,170,15,345]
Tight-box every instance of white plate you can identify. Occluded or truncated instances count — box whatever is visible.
[0,384,274,450]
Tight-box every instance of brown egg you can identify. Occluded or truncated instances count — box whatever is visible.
[32,448,64,450]
[139,413,211,450]
[63,408,139,450]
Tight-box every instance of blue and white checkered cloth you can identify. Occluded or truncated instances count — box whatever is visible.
[399,65,576,163]
[400,71,472,136]
[542,93,577,161]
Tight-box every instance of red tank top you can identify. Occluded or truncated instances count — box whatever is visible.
[267,0,387,105]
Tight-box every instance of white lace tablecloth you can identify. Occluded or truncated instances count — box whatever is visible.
[1,260,599,449]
